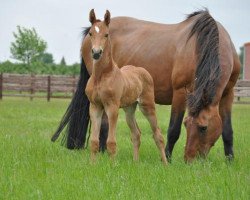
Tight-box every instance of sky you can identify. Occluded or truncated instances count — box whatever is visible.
[0,0,249,64]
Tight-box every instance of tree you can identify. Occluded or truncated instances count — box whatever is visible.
[39,52,54,64]
[10,26,47,65]
[60,57,66,66]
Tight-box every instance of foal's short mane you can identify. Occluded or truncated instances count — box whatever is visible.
[186,9,221,116]
[82,26,91,38]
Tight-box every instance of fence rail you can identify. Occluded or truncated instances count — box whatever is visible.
[0,73,250,102]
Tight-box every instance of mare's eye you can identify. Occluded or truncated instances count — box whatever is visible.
[198,126,207,134]
[104,33,109,38]
[89,32,92,36]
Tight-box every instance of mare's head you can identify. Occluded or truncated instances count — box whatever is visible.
[184,105,222,163]
[88,9,111,60]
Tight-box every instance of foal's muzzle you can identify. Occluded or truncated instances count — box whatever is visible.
[92,48,103,60]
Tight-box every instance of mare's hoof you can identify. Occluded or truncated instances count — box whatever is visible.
[166,153,172,163]
[225,154,234,163]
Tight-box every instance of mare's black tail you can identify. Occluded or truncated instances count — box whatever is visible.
[51,27,108,150]
[51,57,90,149]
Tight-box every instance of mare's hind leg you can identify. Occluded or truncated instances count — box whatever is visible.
[219,89,234,161]
[123,102,141,161]
[89,103,104,162]
[139,95,167,164]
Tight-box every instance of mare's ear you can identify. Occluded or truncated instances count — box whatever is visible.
[104,10,111,26]
[89,9,96,24]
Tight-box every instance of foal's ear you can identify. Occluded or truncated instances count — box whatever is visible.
[89,9,96,24]
[104,10,111,26]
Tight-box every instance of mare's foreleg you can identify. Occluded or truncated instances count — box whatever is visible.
[165,89,186,162]
[123,102,141,161]
[219,89,234,161]
[89,104,103,161]
[99,113,109,152]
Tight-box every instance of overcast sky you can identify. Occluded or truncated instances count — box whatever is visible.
[0,0,249,64]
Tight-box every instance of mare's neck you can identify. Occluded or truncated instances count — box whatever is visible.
[92,40,115,80]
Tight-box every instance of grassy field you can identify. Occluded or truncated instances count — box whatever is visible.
[0,98,249,199]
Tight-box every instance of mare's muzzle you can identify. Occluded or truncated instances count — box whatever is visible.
[92,48,103,60]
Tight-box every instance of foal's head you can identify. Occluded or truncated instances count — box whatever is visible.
[184,105,222,162]
[88,9,111,60]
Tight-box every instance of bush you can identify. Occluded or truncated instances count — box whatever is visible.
[0,61,80,75]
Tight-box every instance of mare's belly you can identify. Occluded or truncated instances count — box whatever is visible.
[154,88,173,105]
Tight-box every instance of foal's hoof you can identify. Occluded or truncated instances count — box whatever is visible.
[90,152,98,164]
[161,158,168,166]
[108,151,116,162]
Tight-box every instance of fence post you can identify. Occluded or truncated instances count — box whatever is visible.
[72,75,76,96]
[0,73,3,100]
[47,75,51,102]
[30,74,35,101]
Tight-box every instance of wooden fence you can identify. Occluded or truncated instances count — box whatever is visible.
[0,73,250,102]
[0,73,79,101]
[234,80,250,103]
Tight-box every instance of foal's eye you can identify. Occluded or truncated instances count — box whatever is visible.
[104,33,109,38]
[89,32,92,36]
[198,126,208,134]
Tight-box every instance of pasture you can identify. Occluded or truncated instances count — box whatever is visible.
[0,98,249,199]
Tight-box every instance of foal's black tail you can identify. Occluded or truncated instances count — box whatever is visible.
[51,27,108,150]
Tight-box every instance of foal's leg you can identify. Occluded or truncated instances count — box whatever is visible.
[89,103,104,161]
[165,88,186,162]
[105,104,119,159]
[123,102,141,161]
[219,89,234,161]
[139,96,167,164]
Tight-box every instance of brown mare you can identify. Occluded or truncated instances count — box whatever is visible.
[85,10,167,164]
[52,9,240,163]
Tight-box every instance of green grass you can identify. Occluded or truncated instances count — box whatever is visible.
[0,98,249,199]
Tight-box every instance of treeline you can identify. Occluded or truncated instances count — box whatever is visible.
[0,61,80,75]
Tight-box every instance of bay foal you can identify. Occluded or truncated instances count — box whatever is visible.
[85,9,167,164]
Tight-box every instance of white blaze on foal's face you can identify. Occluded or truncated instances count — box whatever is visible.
[95,26,100,33]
